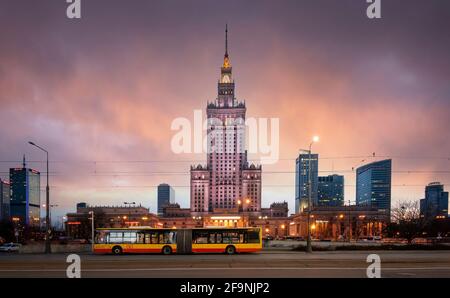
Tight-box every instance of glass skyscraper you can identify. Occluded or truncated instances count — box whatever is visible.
[0,179,10,221]
[295,153,318,213]
[157,183,174,215]
[356,159,392,215]
[9,165,41,226]
[420,182,448,219]
[317,174,344,207]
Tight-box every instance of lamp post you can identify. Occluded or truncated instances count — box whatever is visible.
[347,200,352,242]
[302,136,319,253]
[89,211,94,252]
[124,202,136,226]
[62,216,67,231]
[29,141,51,254]
[43,204,58,226]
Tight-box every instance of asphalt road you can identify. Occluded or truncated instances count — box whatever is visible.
[1,250,450,278]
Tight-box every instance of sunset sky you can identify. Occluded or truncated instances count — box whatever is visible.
[1,0,449,221]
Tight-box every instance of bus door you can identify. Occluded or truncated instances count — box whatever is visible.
[176,229,192,254]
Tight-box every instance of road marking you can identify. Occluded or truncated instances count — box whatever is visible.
[1,267,450,272]
[396,272,417,276]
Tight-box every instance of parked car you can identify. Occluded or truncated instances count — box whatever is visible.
[0,243,21,252]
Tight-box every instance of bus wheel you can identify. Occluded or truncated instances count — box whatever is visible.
[225,245,236,255]
[162,246,172,255]
[112,246,123,255]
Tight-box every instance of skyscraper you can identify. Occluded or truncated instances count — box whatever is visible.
[356,159,392,215]
[157,183,175,215]
[420,182,448,220]
[295,153,318,213]
[9,156,41,226]
[190,26,262,215]
[0,179,10,221]
[317,174,344,207]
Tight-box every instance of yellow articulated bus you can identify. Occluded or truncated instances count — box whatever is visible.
[94,227,262,255]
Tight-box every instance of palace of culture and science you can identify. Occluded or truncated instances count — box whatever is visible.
[190,26,262,217]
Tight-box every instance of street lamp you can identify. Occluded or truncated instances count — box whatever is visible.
[43,204,58,225]
[124,202,136,225]
[62,216,67,231]
[88,211,94,253]
[29,141,51,254]
[301,135,319,253]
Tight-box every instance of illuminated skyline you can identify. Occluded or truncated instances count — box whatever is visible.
[1,0,450,220]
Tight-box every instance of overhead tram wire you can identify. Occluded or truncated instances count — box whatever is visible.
[32,183,450,190]
[0,154,449,164]
[2,170,450,177]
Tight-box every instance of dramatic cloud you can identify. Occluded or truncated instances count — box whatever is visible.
[1,0,449,220]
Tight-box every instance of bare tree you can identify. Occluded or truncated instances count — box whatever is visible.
[389,200,427,243]
[391,201,421,223]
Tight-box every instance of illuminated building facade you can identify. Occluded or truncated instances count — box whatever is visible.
[0,179,10,221]
[190,26,261,215]
[9,157,40,226]
[317,174,344,207]
[420,182,449,220]
[289,206,389,241]
[295,153,318,213]
[356,159,392,216]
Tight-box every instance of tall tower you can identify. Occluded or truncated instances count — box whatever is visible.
[10,156,41,226]
[191,26,261,215]
[356,159,392,216]
[217,24,235,107]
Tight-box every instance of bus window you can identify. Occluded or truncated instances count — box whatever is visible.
[108,232,123,244]
[144,233,151,244]
[136,232,145,244]
[208,233,216,244]
[223,232,241,244]
[150,231,159,244]
[246,231,260,243]
[193,231,209,244]
[216,233,222,243]
[161,231,176,244]
[95,231,107,244]
[123,232,137,243]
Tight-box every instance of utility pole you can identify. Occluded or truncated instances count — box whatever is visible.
[29,141,51,254]
[304,136,319,253]
[348,200,351,242]
[89,211,94,252]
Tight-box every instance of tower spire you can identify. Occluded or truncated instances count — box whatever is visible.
[225,24,228,57]
[223,24,231,68]
[23,154,26,168]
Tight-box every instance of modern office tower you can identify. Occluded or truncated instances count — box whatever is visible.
[0,179,11,221]
[9,156,41,226]
[157,183,175,215]
[356,159,392,215]
[295,153,319,213]
[420,182,449,220]
[190,26,261,215]
[317,174,344,207]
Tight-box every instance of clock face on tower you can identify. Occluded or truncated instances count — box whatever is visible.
[222,74,231,83]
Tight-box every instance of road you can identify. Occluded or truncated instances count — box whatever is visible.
[1,250,450,278]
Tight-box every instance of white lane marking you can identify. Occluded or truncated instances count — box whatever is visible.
[1,267,450,272]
